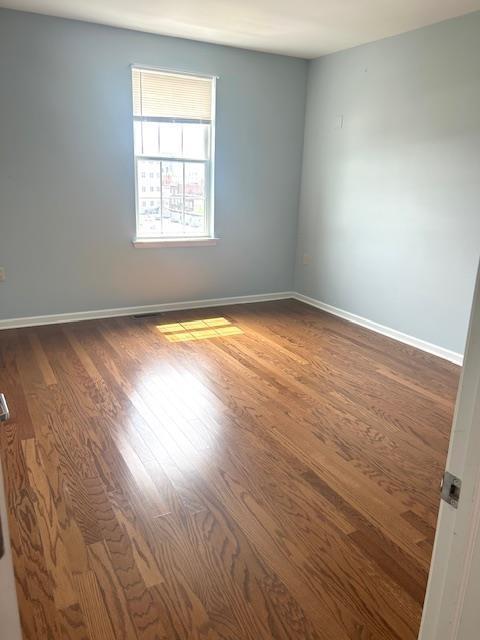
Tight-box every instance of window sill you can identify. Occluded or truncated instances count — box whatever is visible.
[133,237,219,248]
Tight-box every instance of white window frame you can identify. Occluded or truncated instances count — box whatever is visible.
[131,65,218,248]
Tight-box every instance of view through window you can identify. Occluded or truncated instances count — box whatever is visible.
[132,67,215,239]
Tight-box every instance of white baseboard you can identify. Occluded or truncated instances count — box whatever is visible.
[0,292,294,330]
[292,293,464,366]
[0,290,463,365]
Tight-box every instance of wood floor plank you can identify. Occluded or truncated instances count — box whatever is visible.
[0,300,460,640]
[87,541,140,640]
[74,570,116,640]
[153,511,270,640]
[27,331,58,387]
[101,511,167,639]
[22,438,78,609]
[0,420,62,639]
[57,603,89,640]
[109,491,165,588]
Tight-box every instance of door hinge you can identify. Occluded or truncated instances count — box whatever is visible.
[0,394,9,422]
[441,471,462,509]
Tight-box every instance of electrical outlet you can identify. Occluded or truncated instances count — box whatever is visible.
[303,254,311,265]
[0,267,5,282]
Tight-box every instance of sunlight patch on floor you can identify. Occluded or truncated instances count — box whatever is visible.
[156,317,243,342]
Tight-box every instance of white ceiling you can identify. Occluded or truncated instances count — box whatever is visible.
[1,0,480,58]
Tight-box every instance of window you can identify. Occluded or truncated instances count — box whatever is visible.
[132,67,216,241]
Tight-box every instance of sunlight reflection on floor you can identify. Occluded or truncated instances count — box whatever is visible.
[131,357,225,473]
[157,317,243,342]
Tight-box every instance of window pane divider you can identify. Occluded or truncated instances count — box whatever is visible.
[182,162,186,233]
[135,154,207,164]
[159,160,163,235]
[134,116,211,125]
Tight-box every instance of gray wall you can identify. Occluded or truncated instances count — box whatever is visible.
[295,12,480,355]
[0,9,307,319]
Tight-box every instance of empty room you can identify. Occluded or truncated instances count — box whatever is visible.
[1,2,480,639]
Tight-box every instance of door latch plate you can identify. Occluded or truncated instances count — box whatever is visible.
[0,394,9,422]
[441,471,462,509]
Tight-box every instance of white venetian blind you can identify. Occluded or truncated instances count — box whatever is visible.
[132,68,212,121]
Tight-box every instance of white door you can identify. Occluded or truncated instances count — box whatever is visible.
[419,261,480,640]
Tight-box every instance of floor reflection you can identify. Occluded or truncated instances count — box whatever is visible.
[157,317,243,342]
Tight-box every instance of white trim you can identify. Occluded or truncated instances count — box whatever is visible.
[133,237,219,248]
[292,292,463,366]
[0,289,465,365]
[0,292,294,330]
[130,63,219,81]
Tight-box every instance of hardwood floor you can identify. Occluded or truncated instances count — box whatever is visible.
[0,299,460,640]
